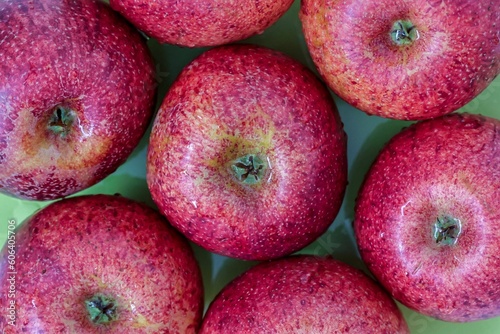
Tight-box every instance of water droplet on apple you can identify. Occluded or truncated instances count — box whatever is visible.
[300,273,311,284]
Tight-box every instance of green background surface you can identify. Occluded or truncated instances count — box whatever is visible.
[1,1,499,332]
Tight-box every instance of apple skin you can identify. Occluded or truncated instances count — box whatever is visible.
[0,194,203,333]
[109,0,294,47]
[354,113,500,321]
[300,0,500,120]
[0,0,156,201]
[200,255,410,333]
[147,44,347,260]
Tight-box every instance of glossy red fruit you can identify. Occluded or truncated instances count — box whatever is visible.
[0,195,203,333]
[300,0,500,120]
[201,255,410,333]
[147,44,347,260]
[0,0,156,200]
[109,0,294,47]
[354,113,500,321]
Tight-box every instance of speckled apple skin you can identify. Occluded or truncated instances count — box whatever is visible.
[300,0,500,120]
[109,0,294,47]
[147,45,347,260]
[354,113,500,321]
[200,255,409,333]
[0,195,203,333]
[0,0,156,200]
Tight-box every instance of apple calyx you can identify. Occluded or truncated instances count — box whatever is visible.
[230,154,268,185]
[47,105,77,137]
[85,294,118,325]
[432,215,462,246]
[390,20,419,46]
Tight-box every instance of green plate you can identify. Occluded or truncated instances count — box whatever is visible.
[1,1,499,332]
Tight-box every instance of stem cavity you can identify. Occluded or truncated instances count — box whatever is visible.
[391,20,419,46]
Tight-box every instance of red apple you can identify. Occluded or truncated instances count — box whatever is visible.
[147,44,347,260]
[354,113,500,321]
[0,0,156,200]
[109,0,294,47]
[0,194,203,333]
[200,255,410,333]
[299,0,500,120]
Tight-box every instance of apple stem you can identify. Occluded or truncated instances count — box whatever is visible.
[85,294,118,325]
[47,105,76,137]
[432,215,462,246]
[230,154,268,185]
[391,20,419,46]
